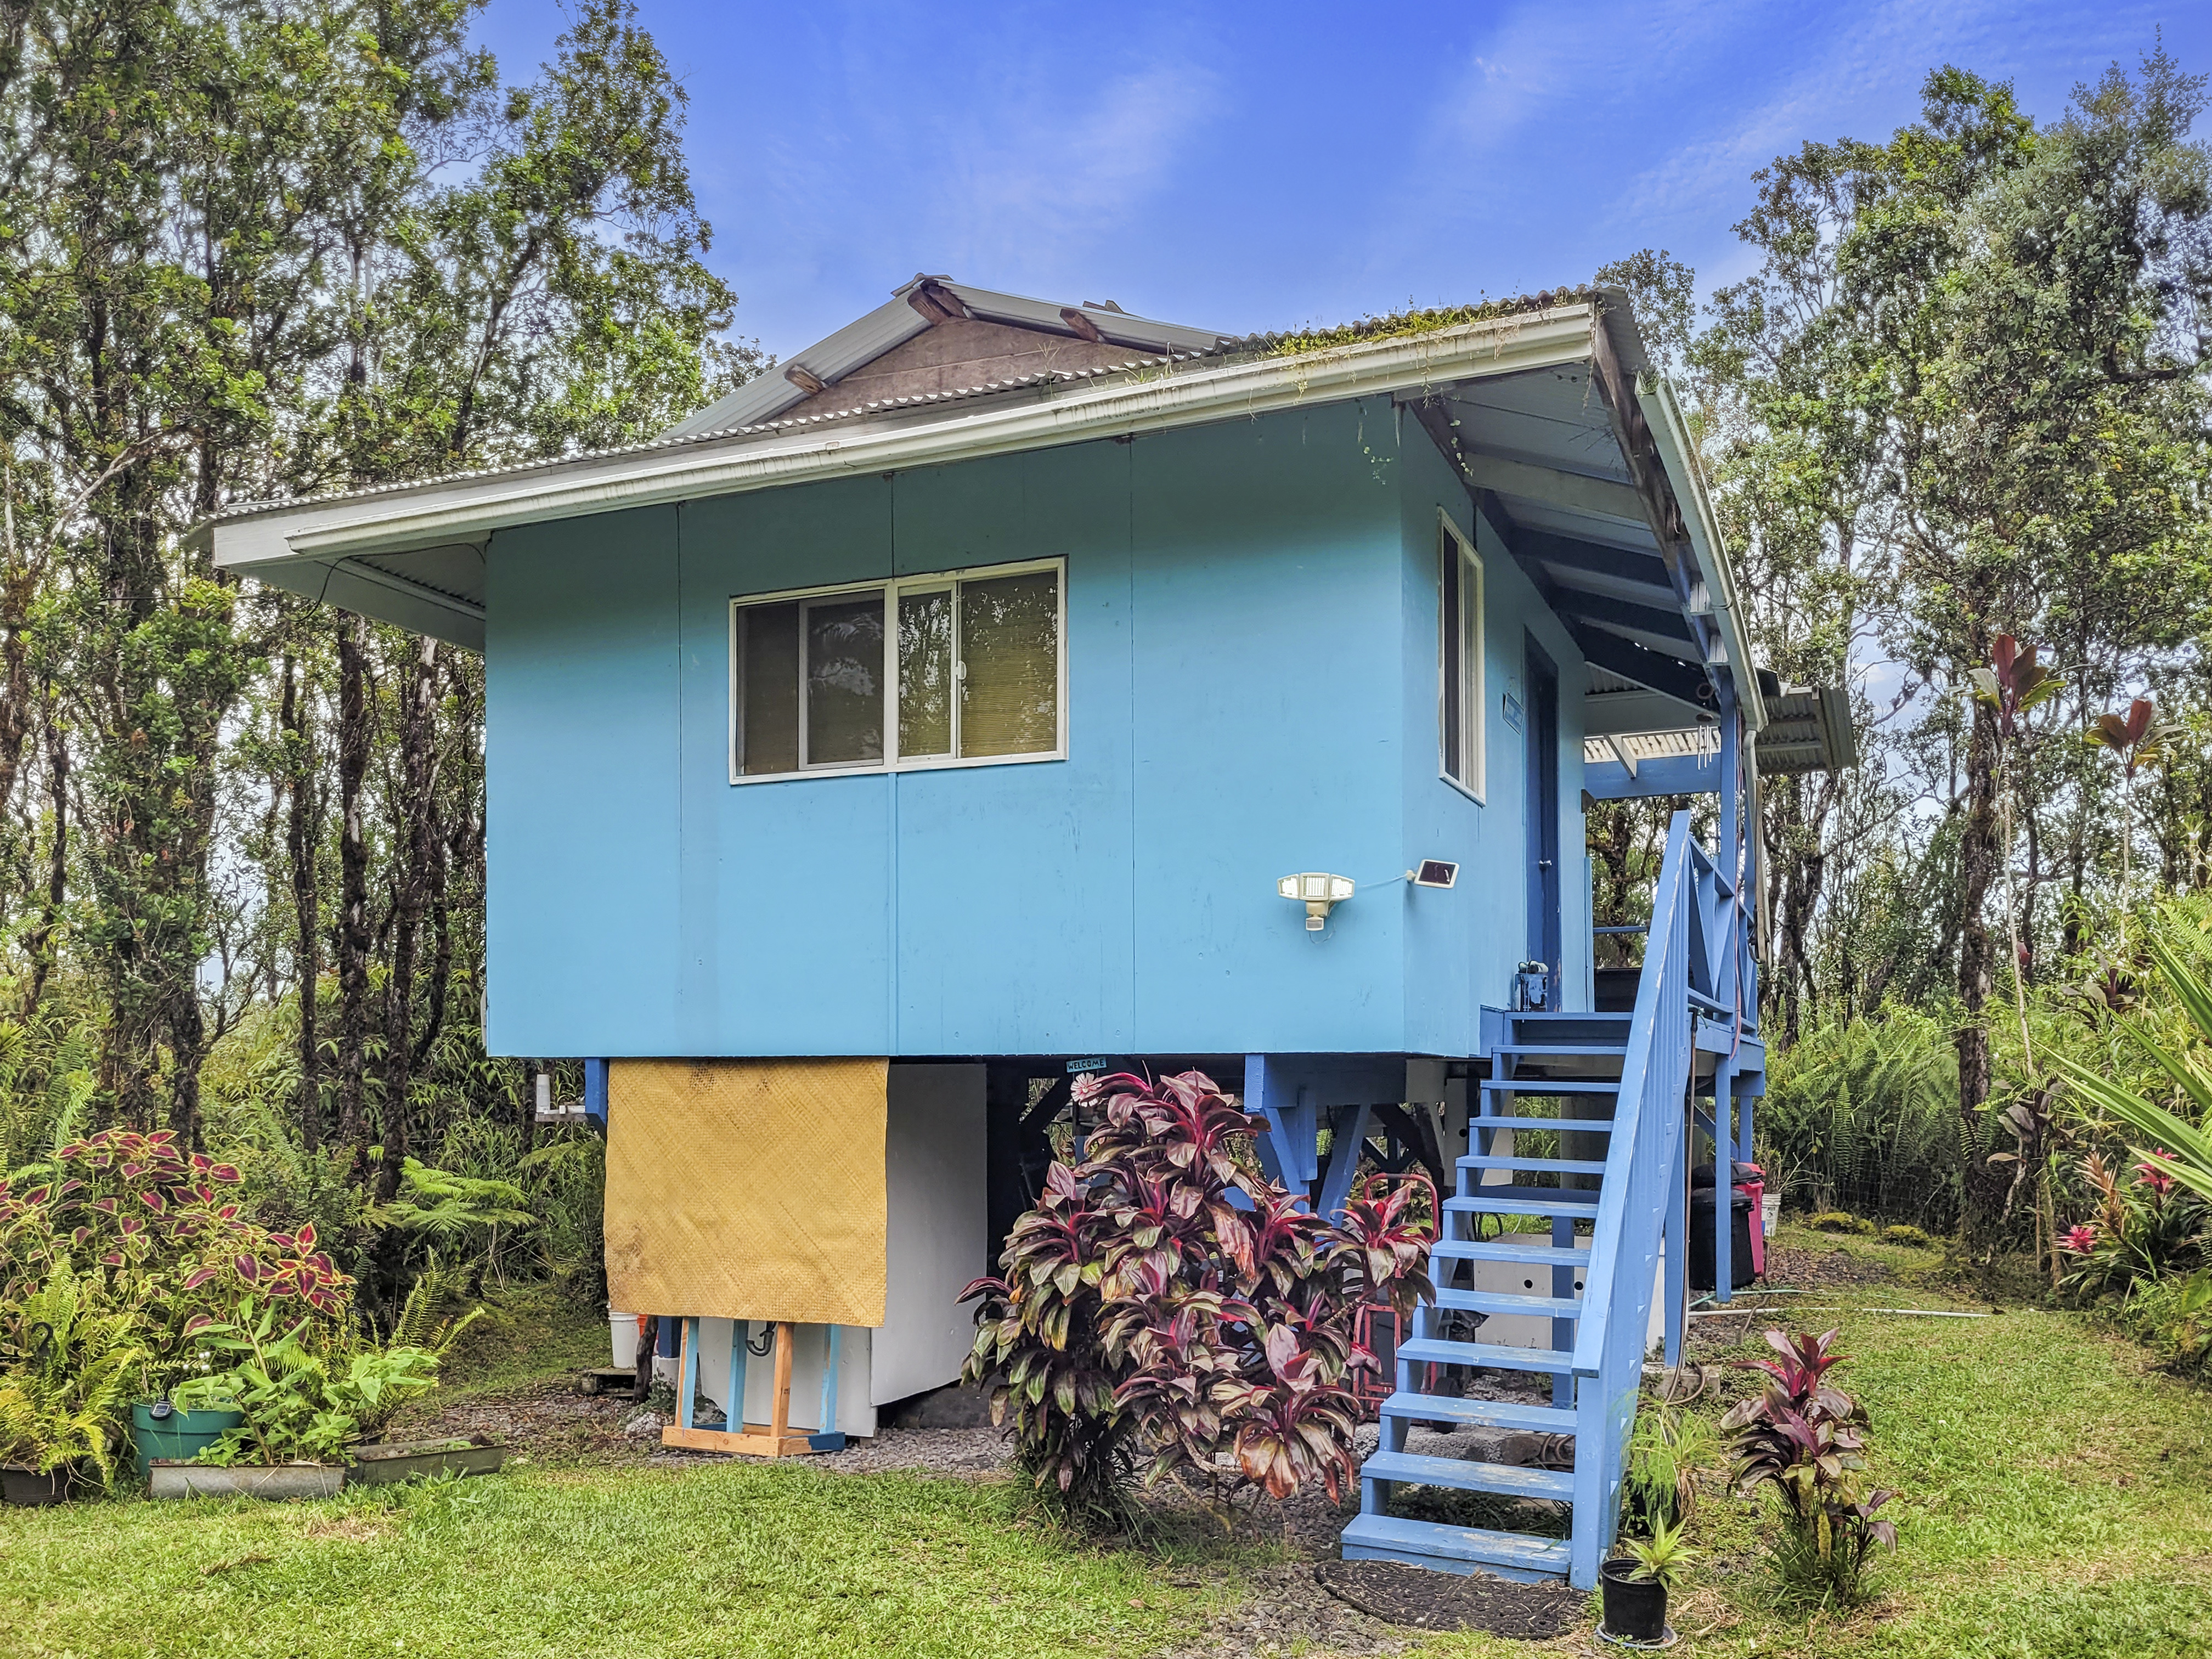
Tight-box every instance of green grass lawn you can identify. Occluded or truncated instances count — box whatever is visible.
[8,1239,2212,1657]
[1458,1229,2212,1659]
[0,1460,1231,1659]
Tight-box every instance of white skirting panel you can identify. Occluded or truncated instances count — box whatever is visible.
[874,1062,988,1405]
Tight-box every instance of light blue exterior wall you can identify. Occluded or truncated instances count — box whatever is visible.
[484,398,1590,1060]
[1393,428,1593,1061]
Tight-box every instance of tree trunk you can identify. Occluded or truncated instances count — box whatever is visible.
[22,699,67,1013]
[335,612,374,1159]
[281,654,322,1153]
[376,634,439,1205]
[1956,688,2009,1243]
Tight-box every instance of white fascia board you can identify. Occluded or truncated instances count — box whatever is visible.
[1638,375,1765,732]
[210,308,1605,582]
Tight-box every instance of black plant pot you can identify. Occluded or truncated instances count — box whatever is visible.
[1598,1559,1669,1643]
[1,1464,76,1506]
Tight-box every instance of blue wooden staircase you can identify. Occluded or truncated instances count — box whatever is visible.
[1341,809,1763,1589]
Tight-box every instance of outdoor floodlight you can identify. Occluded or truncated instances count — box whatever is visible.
[1278,872,1355,932]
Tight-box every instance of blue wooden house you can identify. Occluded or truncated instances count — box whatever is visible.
[201,278,1851,1586]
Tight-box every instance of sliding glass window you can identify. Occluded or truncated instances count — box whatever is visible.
[731,559,1064,781]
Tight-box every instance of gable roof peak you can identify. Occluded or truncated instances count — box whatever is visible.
[663,276,1232,441]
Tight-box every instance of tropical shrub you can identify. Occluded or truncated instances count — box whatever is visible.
[2051,925,2212,1211]
[2114,1270,2212,1383]
[1622,1395,1717,1537]
[0,1265,148,1489]
[961,1069,1432,1530]
[172,1295,444,1466]
[1759,1008,1962,1231]
[1723,1329,1899,1605]
[0,1127,354,1388]
[2057,1150,2207,1299]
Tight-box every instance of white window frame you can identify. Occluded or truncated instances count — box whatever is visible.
[727,556,1068,785]
[1438,510,1485,802]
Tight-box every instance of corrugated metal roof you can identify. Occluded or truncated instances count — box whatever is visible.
[199,284,1597,529]
[662,276,1238,441]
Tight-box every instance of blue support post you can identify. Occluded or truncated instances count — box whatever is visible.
[584,1059,609,1127]
[810,1325,847,1452]
[678,1316,699,1429]
[1713,1057,1735,1307]
[1244,1054,1285,1184]
[1552,1211,1576,1408]
[1316,1104,1372,1218]
[727,1320,749,1432]
[1663,1150,1686,1368]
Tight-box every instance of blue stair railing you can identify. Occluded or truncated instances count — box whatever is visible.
[1566,809,1699,1585]
[1342,808,1756,1590]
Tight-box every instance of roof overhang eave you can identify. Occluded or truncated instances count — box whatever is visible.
[1636,372,1765,732]
[199,307,1609,645]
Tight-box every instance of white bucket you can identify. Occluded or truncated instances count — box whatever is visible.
[610,1311,639,1369]
[1762,1194,1782,1239]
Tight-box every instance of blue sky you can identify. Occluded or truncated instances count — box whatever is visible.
[471,1,2211,357]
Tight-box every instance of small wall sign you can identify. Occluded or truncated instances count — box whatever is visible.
[1503,691,1524,733]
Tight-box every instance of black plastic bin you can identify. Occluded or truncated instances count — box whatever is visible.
[1689,1188,1756,1291]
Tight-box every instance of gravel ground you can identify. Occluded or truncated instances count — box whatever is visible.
[1153,1564,1414,1659]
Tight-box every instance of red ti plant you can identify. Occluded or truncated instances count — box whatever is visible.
[1721,1329,1898,1602]
[962,1070,1431,1527]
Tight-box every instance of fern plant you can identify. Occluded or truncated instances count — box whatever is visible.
[0,1266,149,1489]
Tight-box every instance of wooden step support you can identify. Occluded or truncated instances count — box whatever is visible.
[660,1317,847,1459]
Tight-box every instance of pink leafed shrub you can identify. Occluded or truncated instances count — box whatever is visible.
[961,1069,1432,1528]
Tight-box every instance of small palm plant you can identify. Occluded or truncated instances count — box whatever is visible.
[1620,1512,1700,1588]
[0,1266,149,1491]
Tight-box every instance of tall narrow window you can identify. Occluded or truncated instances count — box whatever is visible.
[730,558,1064,782]
[1440,515,1484,796]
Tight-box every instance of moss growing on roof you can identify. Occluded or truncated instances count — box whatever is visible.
[1259,286,1602,358]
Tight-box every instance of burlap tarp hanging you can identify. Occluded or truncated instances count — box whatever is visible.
[603,1058,888,1327]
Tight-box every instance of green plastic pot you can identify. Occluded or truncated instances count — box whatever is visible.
[130,1401,244,1479]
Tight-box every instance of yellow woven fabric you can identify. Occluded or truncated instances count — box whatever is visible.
[603,1058,888,1327]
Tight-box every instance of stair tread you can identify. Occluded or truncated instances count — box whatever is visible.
[1481,1079,1624,1092]
[1430,1239,1591,1266]
[1471,1115,1617,1132]
[1400,1336,1576,1373]
[1362,1451,1573,1500]
[1378,1390,1577,1433]
[1459,1155,1611,1175]
[1494,1043,1629,1056]
[1444,1193,1601,1217]
[1434,1286,1584,1319]
[1340,1512,1571,1576]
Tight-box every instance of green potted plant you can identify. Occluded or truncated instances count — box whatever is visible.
[1599,1513,1697,1644]
[0,1266,147,1503]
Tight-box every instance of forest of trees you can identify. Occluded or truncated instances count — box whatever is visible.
[0,4,2205,1299]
